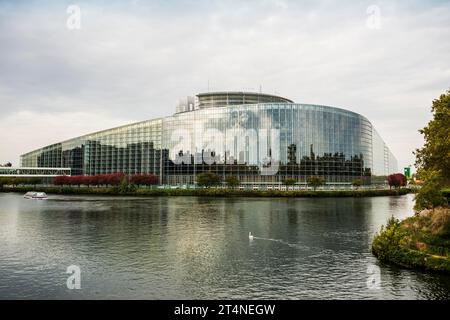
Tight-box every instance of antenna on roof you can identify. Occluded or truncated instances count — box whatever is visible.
[207,79,210,92]
[259,85,262,93]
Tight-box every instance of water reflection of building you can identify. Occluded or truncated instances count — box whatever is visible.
[21,91,398,184]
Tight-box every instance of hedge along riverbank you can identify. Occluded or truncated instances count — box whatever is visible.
[0,186,412,198]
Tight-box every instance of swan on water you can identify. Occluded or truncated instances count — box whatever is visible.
[249,232,254,240]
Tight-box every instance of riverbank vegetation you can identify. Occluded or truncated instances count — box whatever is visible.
[0,185,411,198]
[53,173,158,187]
[372,89,450,272]
[0,177,42,187]
[372,207,450,272]
[0,170,414,198]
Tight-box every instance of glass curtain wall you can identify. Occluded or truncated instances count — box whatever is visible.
[20,103,396,184]
[162,104,374,184]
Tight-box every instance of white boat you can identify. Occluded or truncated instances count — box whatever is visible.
[24,192,48,200]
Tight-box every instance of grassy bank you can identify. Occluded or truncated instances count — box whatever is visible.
[0,186,411,198]
[372,207,450,273]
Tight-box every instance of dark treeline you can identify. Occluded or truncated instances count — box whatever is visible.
[0,177,42,187]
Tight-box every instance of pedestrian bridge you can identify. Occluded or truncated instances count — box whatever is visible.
[0,167,71,177]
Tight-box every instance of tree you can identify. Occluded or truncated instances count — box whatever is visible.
[352,179,362,189]
[413,89,450,211]
[0,162,12,167]
[118,176,136,193]
[225,176,240,188]
[9,177,20,187]
[96,174,108,186]
[414,89,450,184]
[29,177,42,187]
[130,174,143,186]
[414,170,447,211]
[0,177,8,189]
[144,174,158,185]
[130,174,158,186]
[283,178,296,185]
[70,176,85,187]
[82,176,96,187]
[196,172,222,187]
[105,173,125,186]
[307,176,325,191]
[387,173,407,189]
[54,176,70,186]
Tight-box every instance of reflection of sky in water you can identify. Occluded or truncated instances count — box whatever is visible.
[0,193,449,299]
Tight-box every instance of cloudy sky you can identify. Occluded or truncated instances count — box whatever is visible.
[0,0,449,171]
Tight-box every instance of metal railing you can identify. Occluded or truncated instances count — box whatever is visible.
[0,167,71,177]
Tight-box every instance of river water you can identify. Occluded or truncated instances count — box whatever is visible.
[0,192,449,299]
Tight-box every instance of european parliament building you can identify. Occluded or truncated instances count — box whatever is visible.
[21,92,398,185]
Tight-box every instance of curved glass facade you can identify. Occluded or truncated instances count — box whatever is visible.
[21,94,398,185]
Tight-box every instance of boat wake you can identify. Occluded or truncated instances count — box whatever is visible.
[251,237,338,258]
[251,236,311,251]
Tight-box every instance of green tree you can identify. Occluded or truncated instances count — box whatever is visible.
[352,179,362,190]
[196,172,222,188]
[283,178,296,185]
[414,170,447,211]
[118,176,136,194]
[0,177,7,189]
[307,176,325,191]
[413,89,450,210]
[29,177,42,187]
[225,176,240,188]
[9,177,19,187]
[414,89,450,184]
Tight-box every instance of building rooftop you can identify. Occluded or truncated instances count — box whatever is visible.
[196,91,293,109]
